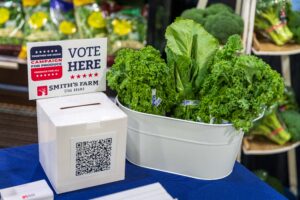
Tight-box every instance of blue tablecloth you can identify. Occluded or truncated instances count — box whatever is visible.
[0,144,286,200]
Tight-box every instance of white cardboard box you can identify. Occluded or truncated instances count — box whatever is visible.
[37,92,127,194]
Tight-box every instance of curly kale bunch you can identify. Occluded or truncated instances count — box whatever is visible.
[197,35,284,131]
[107,46,177,115]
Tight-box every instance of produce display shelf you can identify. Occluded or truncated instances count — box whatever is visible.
[243,137,300,155]
[252,46,300,56]
[252,35,300,56]
[0,55,26,65]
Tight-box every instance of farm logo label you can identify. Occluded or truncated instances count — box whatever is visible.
[27,38,107,100]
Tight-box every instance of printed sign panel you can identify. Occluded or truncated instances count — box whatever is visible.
[27,38,107,100]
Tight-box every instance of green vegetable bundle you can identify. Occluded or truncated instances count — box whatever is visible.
[73,0,107,38]
[196,35,284,131]
[248,86,300,145]
[165,19,219,120]
[22,0,59,42]
[107,8,147,55]
[279,110,300,142]
[109,20,284,133]
[255,0,293,46]
[251,111,291,145]
[0,0,24,45]
[107,46,177,115]
[180,3,243,44]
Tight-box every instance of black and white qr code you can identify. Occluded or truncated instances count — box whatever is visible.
[75,138,112,176]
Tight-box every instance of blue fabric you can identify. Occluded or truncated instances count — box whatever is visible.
[0,144,286,200]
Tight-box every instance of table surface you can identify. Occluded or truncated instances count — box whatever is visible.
[0,144,286,200]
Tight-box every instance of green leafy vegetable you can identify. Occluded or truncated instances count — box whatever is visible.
[107,46,177,115]
[287,3,300,44]
[255,0,293,45]
[251,111,291,145]
[279,110,300,142]
[196,35,284,131]
[165,19,219,120]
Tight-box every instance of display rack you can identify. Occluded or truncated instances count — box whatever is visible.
[242,0,299,196]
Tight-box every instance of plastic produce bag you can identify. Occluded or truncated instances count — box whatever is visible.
[107,8,146,55]
[255,0,293,45]
[22,0,59,42]
[73,0,107,38]
[0,0,24,46]
[50,0,77,39]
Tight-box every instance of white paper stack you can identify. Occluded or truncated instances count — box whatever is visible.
[92,183,176,200]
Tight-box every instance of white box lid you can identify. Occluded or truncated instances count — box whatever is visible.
[37,92,126,126]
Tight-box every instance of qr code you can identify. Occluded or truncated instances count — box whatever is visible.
[75,138,112,176]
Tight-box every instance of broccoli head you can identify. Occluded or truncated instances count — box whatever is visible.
[204,3,233,17]
[180,8,206,24]
[204,12,244,44]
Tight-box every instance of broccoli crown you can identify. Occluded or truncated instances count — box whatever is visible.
[204,3,233,17]
[204,12,244,44]
[180,8,206,24]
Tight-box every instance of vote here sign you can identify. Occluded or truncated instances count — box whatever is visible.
[27,38,107,100]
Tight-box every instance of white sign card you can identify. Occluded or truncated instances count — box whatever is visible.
[27,38,107,100]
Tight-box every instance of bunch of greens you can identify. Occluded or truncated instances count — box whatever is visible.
[279,110,300,142]
[196,35,284,131]
[287,3,300,44]
[22,0,59,42]
[107,46,177,115]
[50,0,78,40]
[251,111,291,145]
[74,0,107,38]
[0,0,24,45]
[277,87,300,142]
[165,19,219,120]
[107,8,147,55]
[180,3,243,44]
[249,87,300,145]
[255,0,293,46]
